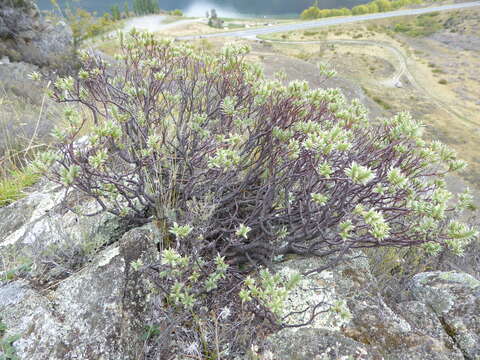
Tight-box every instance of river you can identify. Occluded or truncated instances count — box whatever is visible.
[36,0,369,18]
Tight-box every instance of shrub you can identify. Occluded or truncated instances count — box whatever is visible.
[33,30,478,356]
[38,31,477,265]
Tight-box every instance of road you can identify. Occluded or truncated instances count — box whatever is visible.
[122,15,203,33]
[178,1,480,40]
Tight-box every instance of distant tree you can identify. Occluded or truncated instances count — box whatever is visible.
[210,8,218,19]
[133,0,159,15]
[124,1,130,17]
[300,6,321,20]
[352,4,369,15]
[110,4,121,21]
[375,0,393,12]
[170,9,183,16]
[367,2,379,13]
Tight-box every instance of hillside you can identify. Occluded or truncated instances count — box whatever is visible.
[1,3,480,360]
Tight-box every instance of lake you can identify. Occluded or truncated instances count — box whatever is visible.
[36,0,369,18]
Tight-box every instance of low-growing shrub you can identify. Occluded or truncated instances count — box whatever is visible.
[32,30,478,356]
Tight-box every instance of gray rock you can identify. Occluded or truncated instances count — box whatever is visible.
[410,271,480,359]
[0,180,125,283]
[392,301,464,360]
[0,226,160,360]
[263,328,381,360]
[1,185,479,359]
[263,256,474,360]
[0,0,73,69]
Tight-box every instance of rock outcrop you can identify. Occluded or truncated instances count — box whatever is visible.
[1,181,479,359]
[262,256,473,360]
[0,0,73,69]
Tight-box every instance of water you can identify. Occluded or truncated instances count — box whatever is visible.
[36,0,368,18]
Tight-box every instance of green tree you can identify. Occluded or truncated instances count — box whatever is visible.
[375,0,393,12]
[133,0,159,15]
[367,2,380,13]
[110,4,121,21]
[352,4,370,14]
[300,6,321,20]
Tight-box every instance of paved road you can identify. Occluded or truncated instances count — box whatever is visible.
[178,1,480,40]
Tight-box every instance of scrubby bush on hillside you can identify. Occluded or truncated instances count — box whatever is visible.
[32,30,477,355]
[65,8,116,46]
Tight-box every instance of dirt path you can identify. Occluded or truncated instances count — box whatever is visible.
[264,39,409,88]
[262,38,475,126]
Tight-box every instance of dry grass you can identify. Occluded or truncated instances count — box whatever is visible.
[257,9,480,190]
[0,66,65,207]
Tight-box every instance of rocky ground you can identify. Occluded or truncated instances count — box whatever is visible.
[0,180,479,359]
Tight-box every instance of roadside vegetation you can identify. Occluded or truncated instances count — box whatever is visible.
[300,0,441,20]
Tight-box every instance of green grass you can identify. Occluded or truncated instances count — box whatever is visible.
[0,164,40,207]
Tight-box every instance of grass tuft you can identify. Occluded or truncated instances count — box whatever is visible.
[0,164,40,207]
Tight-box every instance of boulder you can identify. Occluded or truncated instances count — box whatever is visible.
[410,271,480,359]
[0,0,73,69]
[0,226,160,360]
[263,328,381,360]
